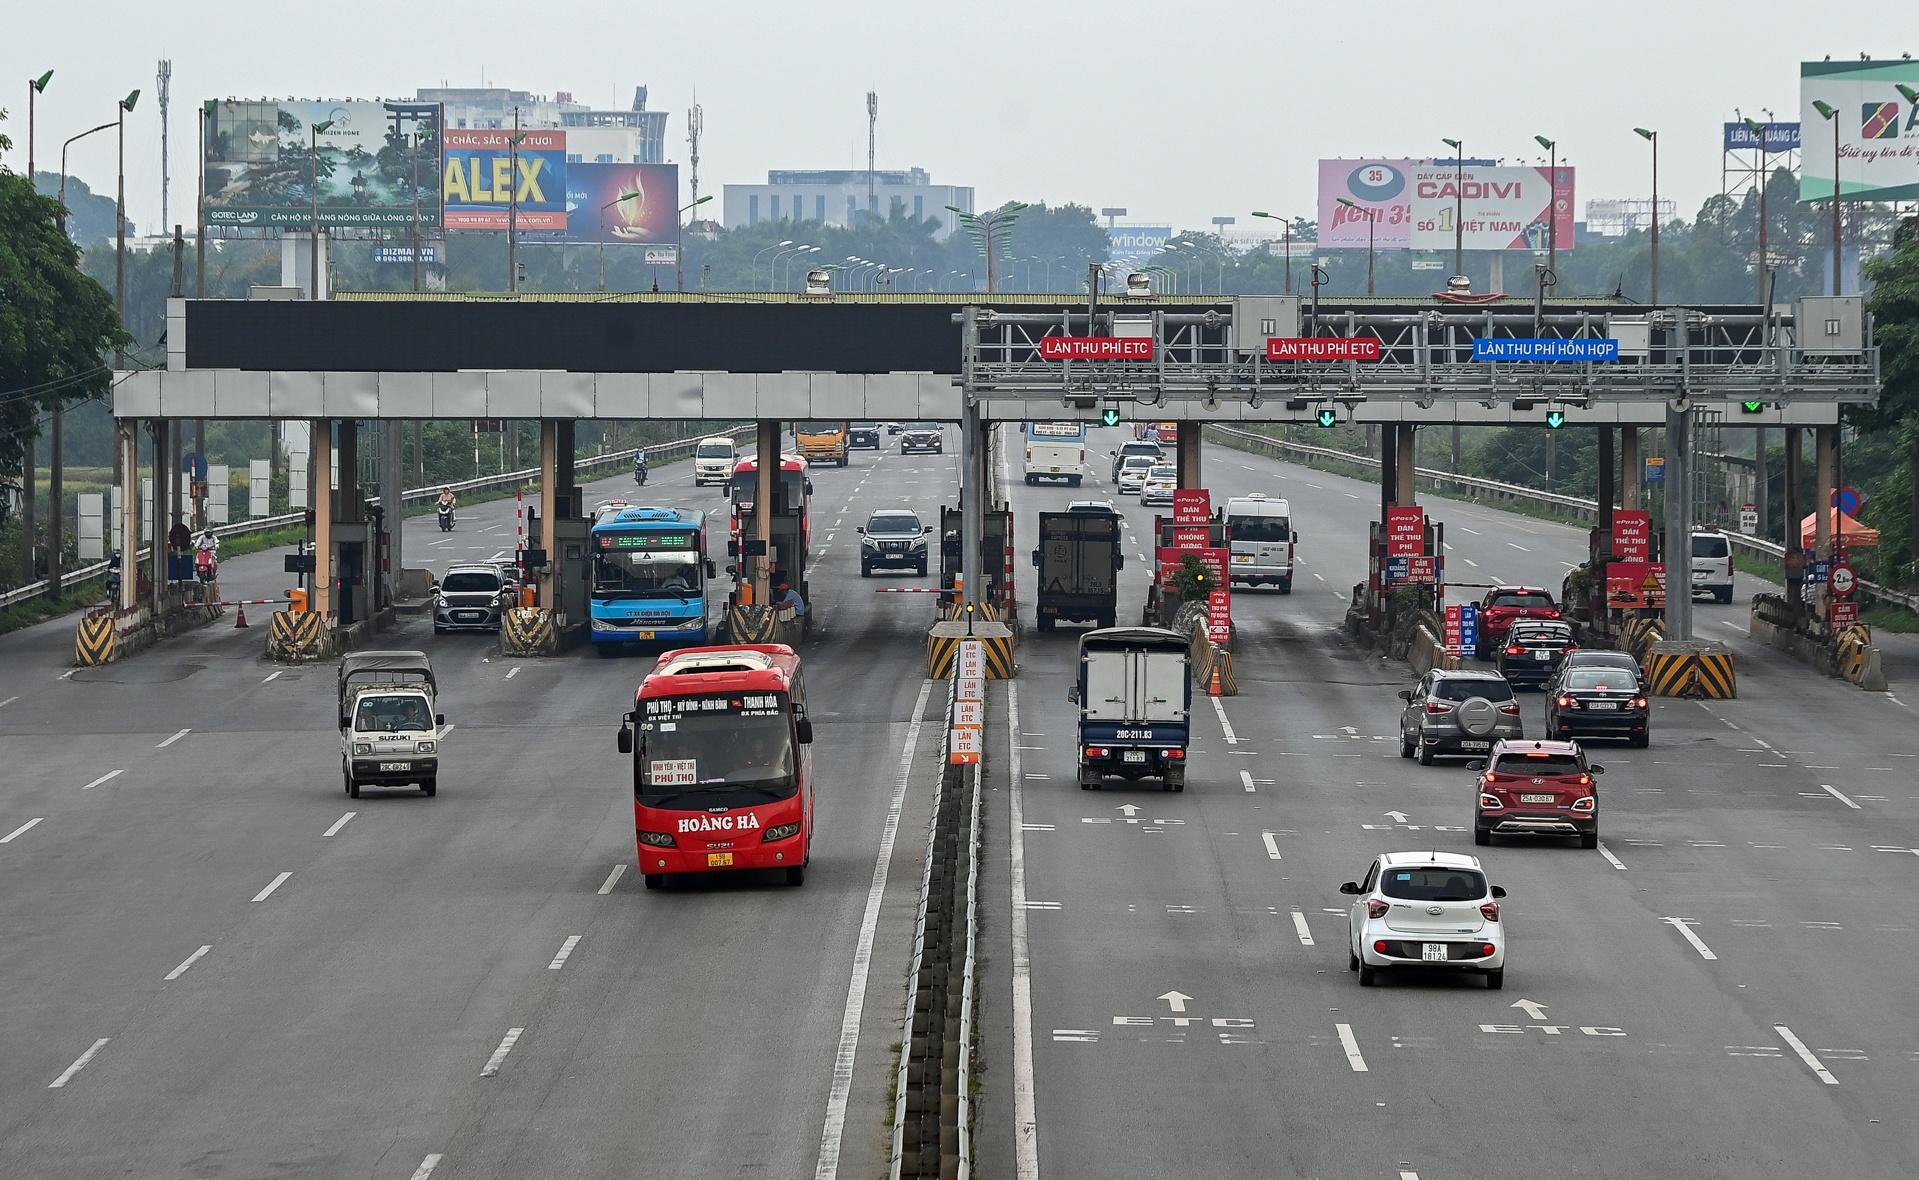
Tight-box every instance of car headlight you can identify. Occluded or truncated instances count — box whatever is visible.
[637,830,677,847]
[354,743,372,756]
[416,741,436,754]
[763,822,803,842]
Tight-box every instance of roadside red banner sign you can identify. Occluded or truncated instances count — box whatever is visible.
[1156,546,1229,588]
[1606,561,1666,609]
[1170,525,1211,552]
[1405,555,1438,584]
[1172,489,1211,524]
[1444,603,1464,650]
[1265,337,1382,361]
[1612,510,1652,562]
[1207,589,1232,644]
[1830,600,1860,629]
[1040,336,1153,361]
[1386,505,1425,557]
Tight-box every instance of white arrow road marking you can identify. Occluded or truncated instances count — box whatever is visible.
[1820,783,1861,810]
[164,945,213,981]
[1116,804,1142,818]
[48,1038,110,1088]
[1774,1024,1839,1085]
[1158,991,1192,1013]
[1335,1023,1369,1072]
[1261,832,1283,860]
[1383,810,1409,823]
[1510,998,1549,1021]
[480,1028,524,1077]
[1660,916,1718,961]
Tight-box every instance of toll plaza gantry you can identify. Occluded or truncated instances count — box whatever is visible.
[108,284,1876,660]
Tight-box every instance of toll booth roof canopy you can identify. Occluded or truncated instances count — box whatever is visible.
[1079,626,1189,654]
[339,650,437,699]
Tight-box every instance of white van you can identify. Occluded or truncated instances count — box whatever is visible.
[694,436,738,486]
[1691,529,1734,603]
[1225,494,1296,593]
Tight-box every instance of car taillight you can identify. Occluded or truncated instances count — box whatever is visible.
[1480,902,1501,922]
[1506,645,1525,656]
[1366,900,1390,919]
[1373,940,1390,954]
[1166,748,1185,760]
[1577,774,1592,786]
[1480,943,1498,957]
[1478,793,1503,809]
[1564,644,1579,653]
[1425,700,1455,714]
[1085,747,1108,758]
[1571,796,1596,812]
[1497,701,1520,715]
[1556,695,1575,708]
[1630,696,1649,709]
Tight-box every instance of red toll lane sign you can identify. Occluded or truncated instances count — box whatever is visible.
[1207,589,1232,644]
[1612,510,1652,562]
[1172,489,1212,525]
[1830,600,1860,629]
[1265,337,1382,362]
[1385,505,1426,557]
[1170,525,1212,552]
[1157,547,1230,588]
[1040,336,1154,361]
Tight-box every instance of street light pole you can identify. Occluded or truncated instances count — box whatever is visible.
[117,90,141,359]
[308,116,331,302]
[753,240,794,291]
[675,195,711,291]
[1814,100,1844,297]
[1336,198,1376,295]
[1634,127,1659,305]
[1533,135,1558,274]
[1442,137,1464,279]
[1744,116,1770,304]
[27,70,51,189]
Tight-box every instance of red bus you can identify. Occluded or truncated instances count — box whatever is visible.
[616,644,815,888]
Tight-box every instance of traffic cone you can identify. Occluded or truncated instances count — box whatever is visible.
[234,601,249,628]
[1207,663,1223,697]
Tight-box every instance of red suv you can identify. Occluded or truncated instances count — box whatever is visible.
[1474,587,1561,660]
[1470,739,1604,849]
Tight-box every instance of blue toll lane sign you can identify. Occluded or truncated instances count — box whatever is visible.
[1473,338,1621,363]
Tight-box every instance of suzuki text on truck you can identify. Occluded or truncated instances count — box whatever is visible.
[617,645,816,889]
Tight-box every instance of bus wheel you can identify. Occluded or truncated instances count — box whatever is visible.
[785,865,806,887]
[643,873,664,891]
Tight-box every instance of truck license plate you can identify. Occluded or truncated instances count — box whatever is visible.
[380,762,410,772]
[1123,750,1148,763]
[707,852,734,868]
[1422,943,1449,961]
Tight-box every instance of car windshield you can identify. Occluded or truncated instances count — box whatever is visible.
[1122,457,1155,471]
[1147,466,1177,480]
[1565,669,1639,692]
[909,423,938,431]
[1494,752,1584,776]
[441,572,500,594]
[697,443,734,458]
[852,422,878,430]
[1490,591,1555,608]
[1229,515,1290,543]
[593,551,701,598]
[1693,535,1730,557]
[354,696,432,733]
[1380,867,1488,902]
[1432,677,1514,703]
[867,514,921,535]
[639,704,796,805]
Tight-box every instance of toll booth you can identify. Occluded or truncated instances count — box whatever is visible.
[940,505,1013,617]
[727,474,812,629]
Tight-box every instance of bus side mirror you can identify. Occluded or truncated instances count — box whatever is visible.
[805,480,814,495]
[1066,686,1080,705]
[435,714,445,727]
[1114,552,1124,570]
[796,718,815,745]
[617,727,633,755]
[338,714,349,730]
[1031,550,1041,568]
[706,560,718,579]
[1292,530,1301,543]
[722,485,732,500]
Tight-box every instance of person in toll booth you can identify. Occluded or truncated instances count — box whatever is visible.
[774,581,806,618]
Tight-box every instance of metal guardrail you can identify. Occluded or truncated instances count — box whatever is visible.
[0,424,750,613]
[1206,424,1919,614]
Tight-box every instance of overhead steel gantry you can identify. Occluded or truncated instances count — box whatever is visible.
[955,297,1879,638]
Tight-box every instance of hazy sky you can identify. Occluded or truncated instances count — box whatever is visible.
[6,1,1918,238]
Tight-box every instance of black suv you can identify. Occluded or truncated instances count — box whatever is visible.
[860,510,929,576]
[901,424,943,454]
[849,423,881,450]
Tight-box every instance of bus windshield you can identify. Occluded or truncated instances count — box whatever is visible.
[594,549,702,599]
[731,469,806,513]
[1228,514,1291,543]
[638,693,797,806]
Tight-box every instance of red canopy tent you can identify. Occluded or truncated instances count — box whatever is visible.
[1799,508,1880,549]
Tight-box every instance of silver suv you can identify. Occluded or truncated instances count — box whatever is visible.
[433,564,508,634]
[1398,669,1522,766]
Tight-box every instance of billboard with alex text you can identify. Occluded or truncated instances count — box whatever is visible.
[1318,159,1574,252]
[202,100,441,229]
[442,128,567,231]
[1801,59,1919,202]
[565,163,681,244]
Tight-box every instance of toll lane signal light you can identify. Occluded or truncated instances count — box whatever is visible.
[1101,406,1122,427]
[1545,409,1567,429]
[1316,409,1338,428]
[1741,400,1766,414]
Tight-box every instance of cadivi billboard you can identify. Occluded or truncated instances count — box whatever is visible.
[1801,59,1919,202]
[1318,159,1574,252]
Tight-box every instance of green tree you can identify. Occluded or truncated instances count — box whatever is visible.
[1861,220,1919,583]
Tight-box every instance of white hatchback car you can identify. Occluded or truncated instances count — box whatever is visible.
[1340,851,1507,989]
[1139,464,1178,506]
[1116,455,1156,494]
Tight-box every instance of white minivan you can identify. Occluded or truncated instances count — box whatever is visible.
[1691,529,1734,603]
[694,436,738,486]
[1225,493,1296,593]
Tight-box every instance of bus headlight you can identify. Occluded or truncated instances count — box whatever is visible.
[763,822,803,843]
[590,618,619,631]
[637,831,677,847]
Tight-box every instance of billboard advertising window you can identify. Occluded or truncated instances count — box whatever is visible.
[1317,158,1574,253]
[203,100,441,229]
[1801,60,1919,202]
[566,163,681,244]
[442,129,568,231]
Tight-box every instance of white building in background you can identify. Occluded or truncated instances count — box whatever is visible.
[722,168,974,239]
[413,86,668,164]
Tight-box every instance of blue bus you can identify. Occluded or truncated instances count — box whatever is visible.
[589,507,715,653]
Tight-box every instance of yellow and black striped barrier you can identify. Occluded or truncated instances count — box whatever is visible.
[926,621,1015,679]
[1835,624,1882,689]
[267,610,328,663]
[1619,615,1667,665]
[499,607,557,656]
[74,613,116,667]
[1645,639,1736,699]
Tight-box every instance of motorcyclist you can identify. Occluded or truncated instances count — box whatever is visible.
[436,487,456,530]
[634,449,649,485]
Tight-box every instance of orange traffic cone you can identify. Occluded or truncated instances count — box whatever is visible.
[1207,664,1223,697]
[234,601,249,628]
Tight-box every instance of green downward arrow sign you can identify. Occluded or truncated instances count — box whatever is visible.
[1545,410,1567,429]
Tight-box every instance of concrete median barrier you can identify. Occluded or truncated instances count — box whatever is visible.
[74,613,116,667]
[498,607,558,657]
[1836,625,1888,692]
[1645,639,1737,699]
[267,610,330,663]
[926,620,1014,679]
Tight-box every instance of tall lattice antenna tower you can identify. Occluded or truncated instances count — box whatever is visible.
[686,95,703,218]
[157,58,173,230]
[866,91,878,221]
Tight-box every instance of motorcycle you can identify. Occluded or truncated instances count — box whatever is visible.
[437,503,455,531]
[634,462,649,487]
[194,547,219,585]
